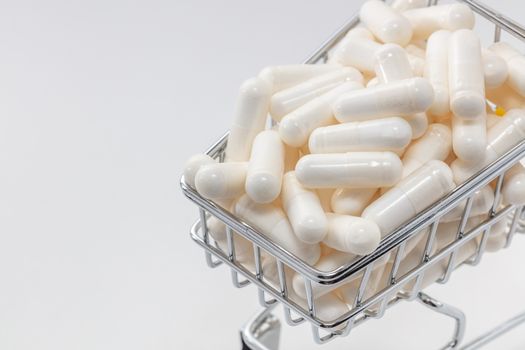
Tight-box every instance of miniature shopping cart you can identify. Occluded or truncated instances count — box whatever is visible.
[180,0,525,348]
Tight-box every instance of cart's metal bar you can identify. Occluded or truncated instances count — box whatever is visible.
[460,0,525,41]
[417,292,466,350]
[189,204,516,329]
[459,310,525,350]
[469,174,505,265]
[506,206,524,247]
[439,196,474,284]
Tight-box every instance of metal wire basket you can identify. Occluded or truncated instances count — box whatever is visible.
[181,0,525,348]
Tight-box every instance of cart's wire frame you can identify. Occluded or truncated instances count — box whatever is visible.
[181,0,525,347]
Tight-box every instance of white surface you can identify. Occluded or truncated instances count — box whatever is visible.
[0,1,525,350]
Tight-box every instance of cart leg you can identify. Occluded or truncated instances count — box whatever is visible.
[417,292,466,349]
[240,304,281,350]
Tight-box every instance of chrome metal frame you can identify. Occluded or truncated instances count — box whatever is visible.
[181,0,525,348]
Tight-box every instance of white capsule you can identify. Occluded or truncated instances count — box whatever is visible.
[292,250,357,299]
[296,152,403,189]
[331,188,378,216]
[405,43,426,58]
[451,112,487,163]
[259,64,342,93]
[296,292,350,329]
[279,81,363,147]
[408,54,426,76]
[333,77,434,122]
[441,186,494,222]
[206,215,253,263]
[270,68,363,121]
[330,35,423,76]
[482,49,508,89]
[391,0,427,12]
[225,77,271,161]
[245,130,284,203]
[330,36,381,74]
[403,4,475,40]
[323,213,381,255]
[451,109,525,183]
[337,253,391,305]
[449,29,485,119]
[425,30,451,118]
[363,160,455,237]
[309,117,412,154]
[404,112,429,139]
[234,195,321,265]
[484,219,509,253]
[374,44,413,83]
[387,219,480,292]
[343,27,375,40]
[282,172,327,244]
[183,153,216,188]
[195,162,248,200]
[402,123,452,178]
[502,164,525,206]
[489,42,525,97]
[360,0,413,46]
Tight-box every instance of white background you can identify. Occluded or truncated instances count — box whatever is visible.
[1,0,525,349]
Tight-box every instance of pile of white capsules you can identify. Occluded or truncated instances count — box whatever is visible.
[184,0,525,316]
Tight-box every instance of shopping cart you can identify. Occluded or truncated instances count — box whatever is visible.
[181,0,525,348]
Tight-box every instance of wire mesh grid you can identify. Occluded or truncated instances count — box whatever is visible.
[180,0,525,344]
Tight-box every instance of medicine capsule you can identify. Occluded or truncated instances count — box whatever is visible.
[279,81,363,148]
[323,213,381,255]
[259,64,342,93]
[390,0,427,12]
[502,164,525,206]
[270,68,362,121]
[425,30,451,118]
[405,44,426,59]
[330,35,424,76]
[449,29,485,119]
[296,152,403,189]
[402,123,452,178]
[482,49,508,89]
[491,42,525,98]
[451,109,525,183]
[403,3,475,40]
[225,76,272,161]
[195,162,248,200]
[308,117,412,154]
[282,172,327,244]
[359,0,413,46]
[333,77,434,122]
[337,253,391,305]
[246,130,284,203]
[374,44,413,83]
[292,250,357,299]
[183,153,215,188]
[296,293,350,329]
[441,186,494,222]
[484,219,509,253]
[362,160,456,237]
[234,195,321,265]
[452,112,487,163]
[206,215,253,263]
[331,188,378,216]
[404,112,429,139]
